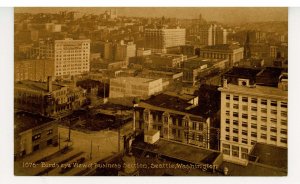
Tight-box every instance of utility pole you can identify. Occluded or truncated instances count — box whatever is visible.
[90,139,93,160]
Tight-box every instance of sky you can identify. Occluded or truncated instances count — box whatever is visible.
[15,7,288,24]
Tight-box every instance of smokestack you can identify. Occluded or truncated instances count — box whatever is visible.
[47,76,52,92]
[223,79,228,88]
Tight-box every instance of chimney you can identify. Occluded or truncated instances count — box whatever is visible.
[223,79,228,88]
[47,76,52,92]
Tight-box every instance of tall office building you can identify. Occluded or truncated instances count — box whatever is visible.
[39,38,90,77]
[198,24,227,46]
[218,67,288,165]
[145,27,186,53]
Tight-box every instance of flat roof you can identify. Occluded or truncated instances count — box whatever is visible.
[219,83,287,100]
[133,139,220,165]
[111,77,158,83]
[224,67,261,79]
[15,80,65,92]
[249,143,287,169]
[202,44,243,51]
[140,94,208,119]
[14,111,55,134]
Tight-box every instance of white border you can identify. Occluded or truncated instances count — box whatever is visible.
[1,5,300,184]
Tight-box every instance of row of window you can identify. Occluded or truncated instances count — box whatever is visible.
[226,104,287,117]
[225,125,287,134]
[222,144,248,159]
[226,95,287,108]
[32,129,53,141]
[225,135,287,144]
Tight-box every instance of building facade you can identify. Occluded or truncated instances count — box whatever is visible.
[218,71,288,165]
[14,111,58,159]
[38,38,90,77]
[134,98,210,149]
[14,59,55,82]
[109,77,163,99]
[200,44,244,67]
[14,77,87,117]
[145,27,186,53]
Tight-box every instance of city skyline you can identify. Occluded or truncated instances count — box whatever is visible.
[15,7,288,24]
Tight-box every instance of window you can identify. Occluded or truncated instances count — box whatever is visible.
[233,104,239,109]
[223,144,230,155]
[251,123,257,129]
[242,130,248,136]
[233,96,239,101]
[271,110,277,115]
[251,106,257,111]
[242,105,248,111]
[242,138,248,144]
[226,102,230,108]
[242,97,248,102]
[280,129,287,135]
[261,108,267,113]
[163,116,168,122]
[198,123,203,131]
[242,114,248,119]
[192,122,197,130]
[178,120,182,127]
[251,140,256,145]
[251,115,257,121]
[270,136,277,141]
[261,125,267,131]
[225,119,230,124]
[32,133,41,141]
[271,101,277,107]
[232,146,239,157]
[281,111,287,117]
[261,99,267,105]
[251,98,257,104]
[241,148,248,159]
[261,134,267,139]
[233,137,238,142]
[233,128,239,134]
[198,134,203,142]
[47,129,53,135]
[261,117,267,122]
[281,119,287,126]
[233,112,239,117]
[233,120,238,126]
[226,111,230,116]
[281,102,287,108]
[251,132,257,138]
[242,122,248,128]
[270,127,277,133]
[225,135,230,140]
[226,94,230,100]
[226,127,230,132]
[280,138,287,144]
[271,118,277,124]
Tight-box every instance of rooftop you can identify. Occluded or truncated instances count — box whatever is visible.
[224,67,261,79]
[140,93,208,118]
[111,77,158,84]
[219,83,287,100]
[249,143,287,170]
[132,139,220,165]
[202,44,243,51]
[15,80,65,92]
[14,111,55,134]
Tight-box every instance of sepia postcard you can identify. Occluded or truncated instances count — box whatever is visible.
[14,7,288,176]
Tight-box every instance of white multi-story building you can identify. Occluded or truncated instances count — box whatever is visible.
[39,38,90,77]
[145,27,186,53]
[54,39,90,77]
[109,77,163,99]
[218,72,288,165]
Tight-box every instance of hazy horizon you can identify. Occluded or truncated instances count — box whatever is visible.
[15,7,288,24]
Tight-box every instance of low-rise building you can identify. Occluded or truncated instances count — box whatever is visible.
[14,111,58,159]
[134,93,210,149]
[200,44,244,67]
[109,77,163,99]
[14,77,87,117]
